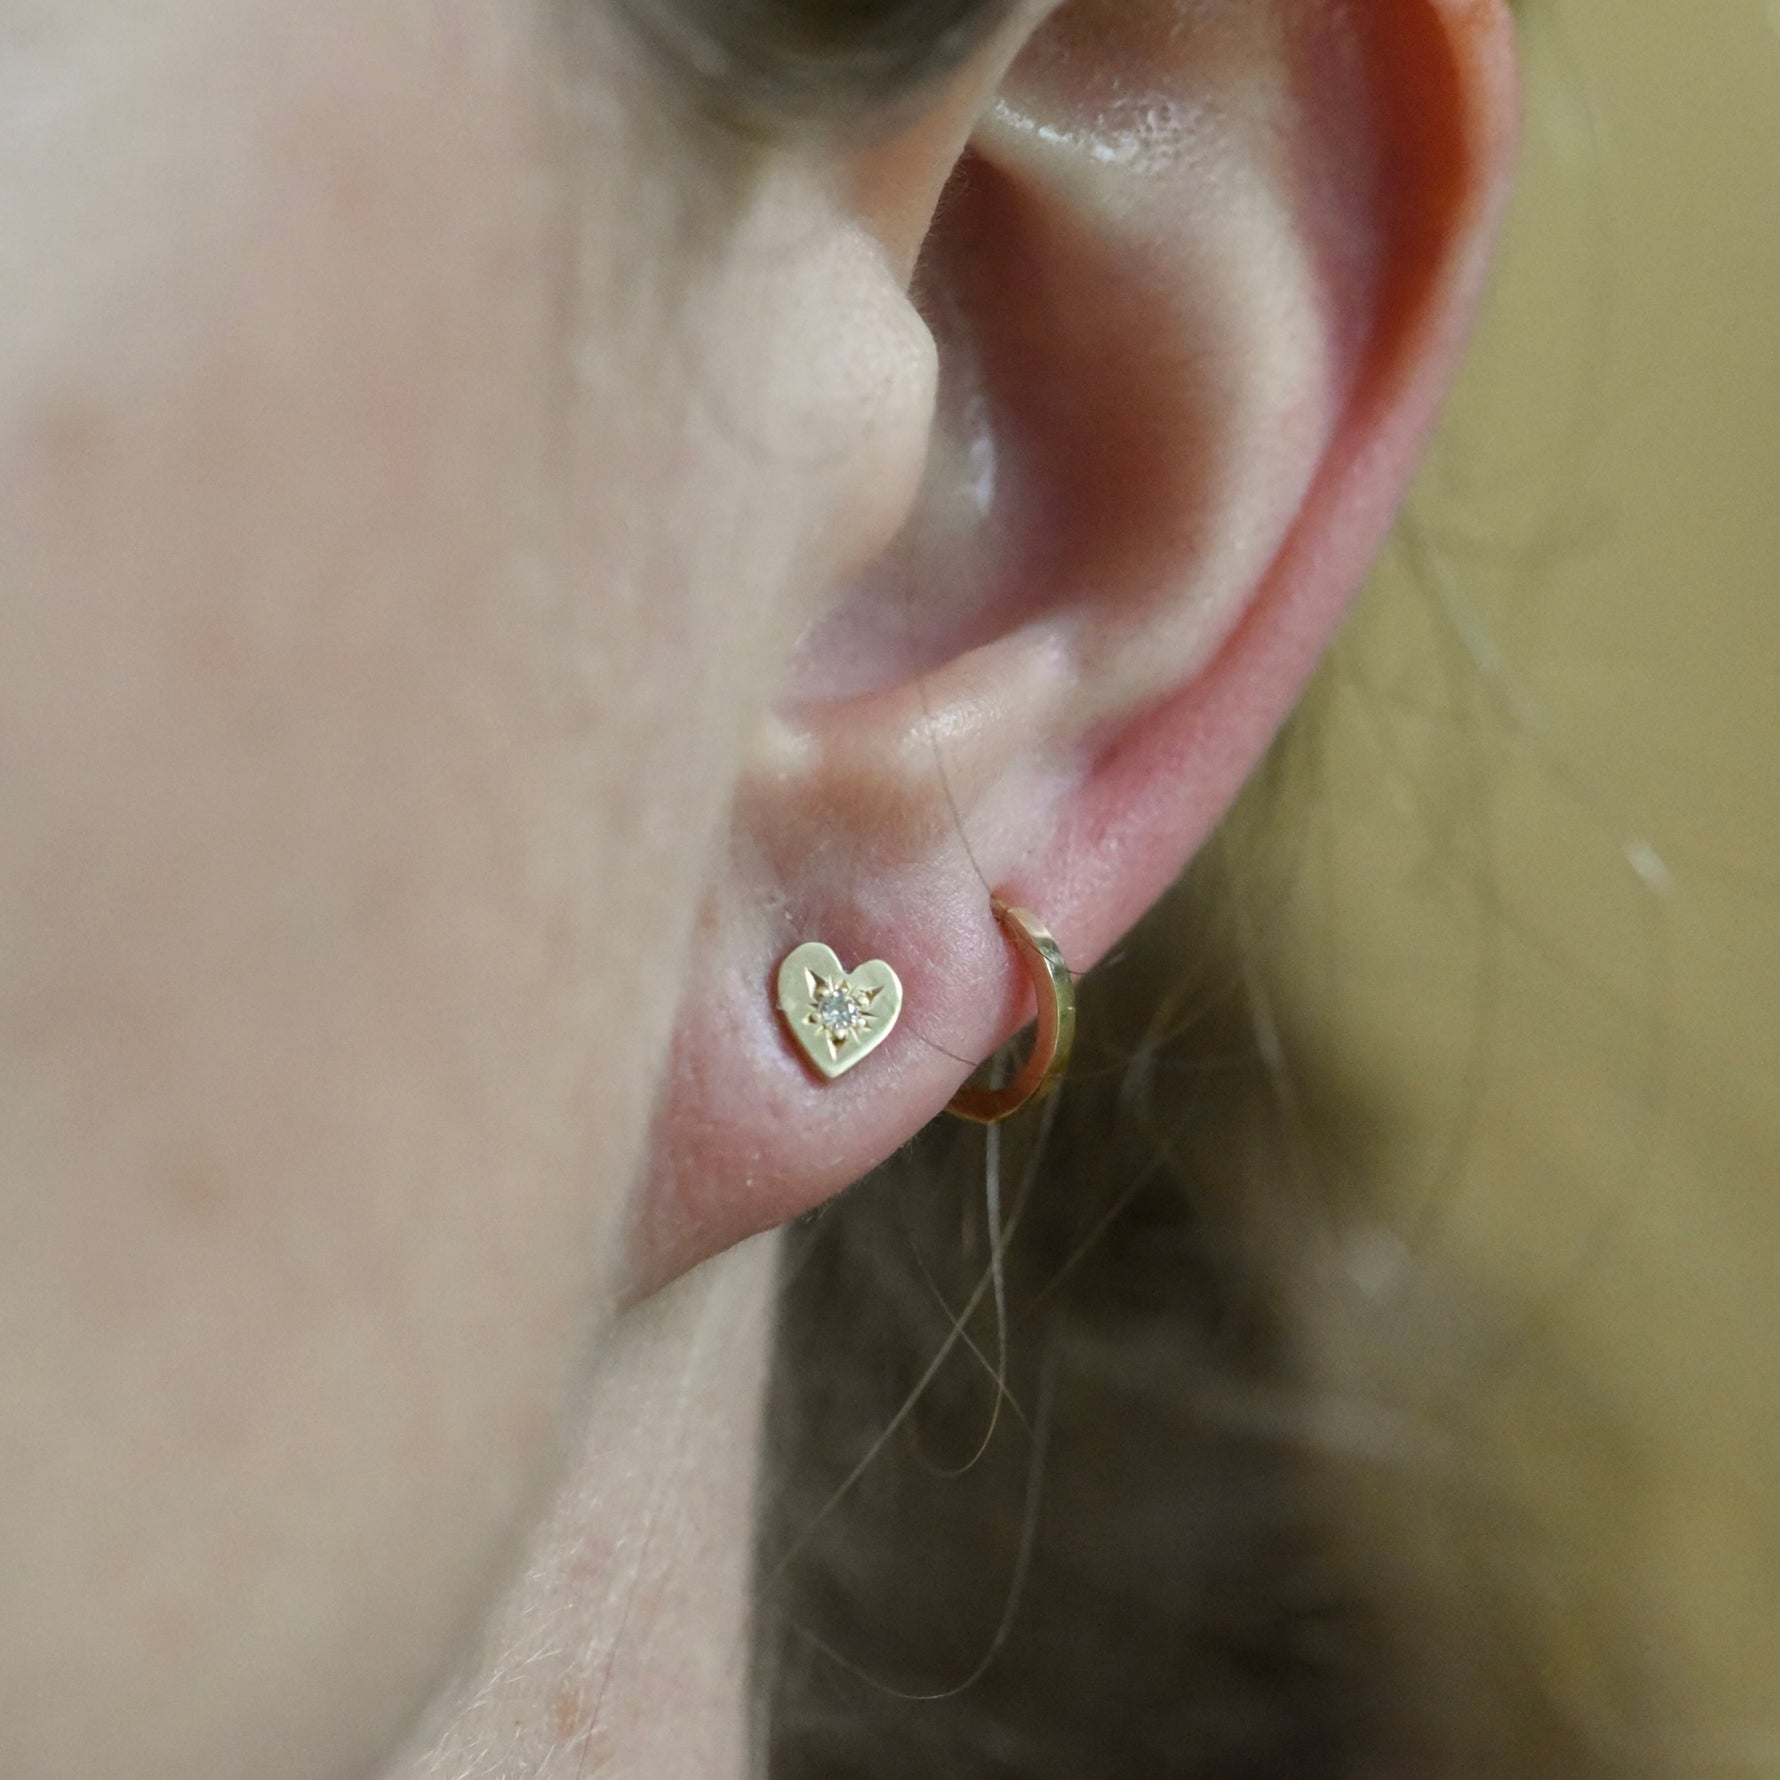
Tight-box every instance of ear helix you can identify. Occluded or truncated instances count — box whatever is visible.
[773,897,1075,1125]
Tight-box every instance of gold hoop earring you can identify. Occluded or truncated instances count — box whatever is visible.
[947,900,1075,1126]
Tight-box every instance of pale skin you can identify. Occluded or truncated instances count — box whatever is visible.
[0,2,1518,1776]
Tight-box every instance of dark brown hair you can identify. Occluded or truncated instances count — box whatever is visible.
[696,0,1661,1773]
[617,0,1023,132]
[756,777,1664,1778]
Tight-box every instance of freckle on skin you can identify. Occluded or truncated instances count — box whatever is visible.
[30,393,107,477]
[551,1679,589,1742]
[179,612,249,687]
[563,1536,614,1590]
[167,1152,229,1222]
[503,1389,555,1464]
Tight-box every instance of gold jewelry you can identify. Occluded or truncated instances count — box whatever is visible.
[776,941,904,1081]
[947,900,1075,1125]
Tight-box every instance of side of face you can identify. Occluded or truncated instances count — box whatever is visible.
[0,2,1517,1776]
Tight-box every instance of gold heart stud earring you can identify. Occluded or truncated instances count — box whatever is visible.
[774,901,1073,1121]
[776,941,904,1081]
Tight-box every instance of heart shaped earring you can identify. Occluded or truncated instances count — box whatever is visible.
[776,941,903,1081]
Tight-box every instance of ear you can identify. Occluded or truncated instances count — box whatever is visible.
[630,0,1519,1294]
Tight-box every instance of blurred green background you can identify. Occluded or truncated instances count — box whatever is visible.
[1267,0,1780,1755]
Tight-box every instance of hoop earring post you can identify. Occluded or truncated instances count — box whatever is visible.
[947,899,1075,1126]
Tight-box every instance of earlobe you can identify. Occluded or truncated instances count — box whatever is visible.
[627,0,1518,1297]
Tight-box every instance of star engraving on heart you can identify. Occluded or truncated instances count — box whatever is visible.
[776,941,904,1081]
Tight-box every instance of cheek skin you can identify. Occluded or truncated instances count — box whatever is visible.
[0,10,632,1776]
[0,6,869,1778]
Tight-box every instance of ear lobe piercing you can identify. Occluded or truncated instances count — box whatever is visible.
[946,900,1075,1126]
[773,900,1074,1124]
